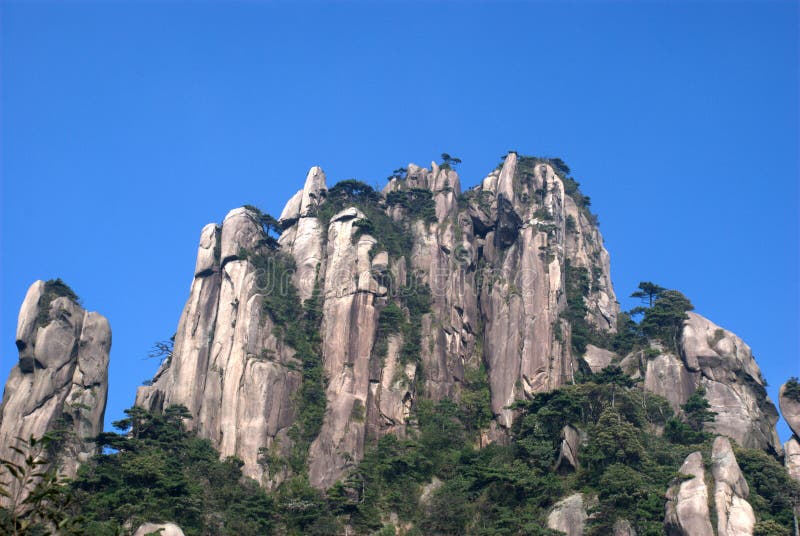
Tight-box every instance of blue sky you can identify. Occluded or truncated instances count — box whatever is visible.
[1,1,797,440]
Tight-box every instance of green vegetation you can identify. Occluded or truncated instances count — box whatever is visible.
[458,362,493,434]
[8,378,793,535]
[561,261,592,355]
[561,260,609,356]
[0,436,84,535]
[372,301,404,361]
[316,179,413,260]
[783,377,800,402]
[398,277,432,366]
[638,289,694,353]
[36,279,80,327]
[592,281,695,358]
[664,386,716,445]
[386,167,408,181]
[238,209,327,470]
[734,446,800,531]
[324,370,716,535]
[385,188,437,224]
[373,276,433,369]
[314,179,381,224]
[439,153,461,170]
[72,406,275,535]
[243,204,282,248]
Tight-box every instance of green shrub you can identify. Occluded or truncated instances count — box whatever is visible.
[385,188,437,224]
[783,377,800,402]
[36,278,81,327]
[72,406,275,535]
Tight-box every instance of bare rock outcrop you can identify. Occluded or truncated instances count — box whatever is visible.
[307,207,382,488]
[639,313,780,452]
[711,436,755,536]
[140,158,621,490]
[665,451,714,536]
[0,280,111,503]
[665,440,755,536]
[133,522,186,536]
[547,492,596,536]
[476,155,618,427]
[785,436,800,482]
[278,166,327,300]
[613,518,637,536]
[137,207,302,489]
[584,345,616,373]
[555,424,584,472]
[779,381,800,438]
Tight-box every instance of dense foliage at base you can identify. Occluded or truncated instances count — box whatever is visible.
[4,369,794,535]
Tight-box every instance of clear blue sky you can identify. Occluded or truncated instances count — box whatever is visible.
[1,1,797,441]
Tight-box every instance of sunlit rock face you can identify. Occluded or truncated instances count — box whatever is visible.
[137,156,782,493]
[623,312,781,453]
[665,451,714,536]
[136,207,302,490]
[548,492,596,536]
[779,380,800,438]
[137,157,620,489]
[664,439,755,536]
[0,280,111,505]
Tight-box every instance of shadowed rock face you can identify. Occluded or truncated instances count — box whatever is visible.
[0,280,111,504]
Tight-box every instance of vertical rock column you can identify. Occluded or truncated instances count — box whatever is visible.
[307,207,382,489]
[0,280,111,504]
[136,207,302,489]
[779,381,800,524]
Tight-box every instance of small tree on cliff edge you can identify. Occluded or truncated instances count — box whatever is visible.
[439,153,461,170]
[640,289,694,353]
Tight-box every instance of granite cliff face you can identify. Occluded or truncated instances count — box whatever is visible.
[779,381,800,520]
[136,155,783,492]
[0,280,111,503]
[136,206,302,488]
[138,156,621,488]
[621,312,780,453]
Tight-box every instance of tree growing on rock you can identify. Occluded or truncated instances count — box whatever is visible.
[439,153,461,170]
[630,281,665,308]
[639,289,693,352]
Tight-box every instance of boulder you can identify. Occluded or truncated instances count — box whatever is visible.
[711,436,755,536]
[785,436,800,482]
[548,493,596,536]
[584,345,617,373]
[665,451,714,536]
[779,381,800,438]
[555,424,584,472]
[642,314,781,453]
[613,519,637,536]
[133,522,185,536]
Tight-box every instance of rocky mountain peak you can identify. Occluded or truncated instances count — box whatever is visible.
[0,279,111,504]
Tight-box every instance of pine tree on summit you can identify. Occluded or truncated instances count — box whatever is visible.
[630,281,665,308]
